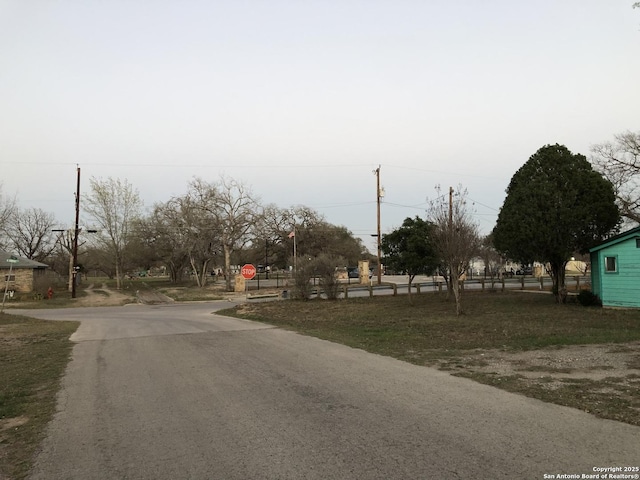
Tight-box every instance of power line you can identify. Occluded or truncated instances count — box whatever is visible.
[381,164,506,181]
[467,197,500,212]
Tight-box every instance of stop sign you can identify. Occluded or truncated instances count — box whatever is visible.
[240,264,256,280]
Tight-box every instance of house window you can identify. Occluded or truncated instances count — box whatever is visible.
[636,238,640,248]
[605,256,617,273]
[4,274,15,282]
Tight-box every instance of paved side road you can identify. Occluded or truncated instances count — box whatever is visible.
[19,302,639,480]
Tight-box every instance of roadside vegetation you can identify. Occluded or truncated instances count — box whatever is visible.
[221,291,640,426]
[0,313,78,480]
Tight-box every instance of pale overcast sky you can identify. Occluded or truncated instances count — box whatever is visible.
[1,1,638,251]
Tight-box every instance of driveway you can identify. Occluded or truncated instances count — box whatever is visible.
[18,302,639,479]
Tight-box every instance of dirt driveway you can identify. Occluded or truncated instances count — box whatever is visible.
[72,283,137,307]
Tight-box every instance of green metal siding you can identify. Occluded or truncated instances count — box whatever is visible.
[590,254,601,297]
[596,239,640,308]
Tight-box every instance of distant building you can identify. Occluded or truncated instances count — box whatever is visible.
[589,226,640,308]
[0,251,49,294]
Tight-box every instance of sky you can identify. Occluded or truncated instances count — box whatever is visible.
[1,1,639,253]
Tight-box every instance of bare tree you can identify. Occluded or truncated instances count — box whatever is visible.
[141,201,192,283]
[190,176,260,291]
[175,193,222,287]
[4,207,57,261]
[49,227,96,291]
[591,131,640,224]
[478,234,503,288]
[0,184,17,250]
[252,204,297,268]
[428,186,481,315]
[84,177,142,289]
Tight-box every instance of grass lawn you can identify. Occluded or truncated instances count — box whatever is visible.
[0,313,79,480]
[221,291,640,426]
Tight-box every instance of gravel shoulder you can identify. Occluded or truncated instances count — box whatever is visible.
[436,342,640,382]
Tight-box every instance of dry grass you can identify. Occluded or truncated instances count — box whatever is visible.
[0,313,79,480]
[222,291,640,425]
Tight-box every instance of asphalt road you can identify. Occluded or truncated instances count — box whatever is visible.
[17,302,639,480]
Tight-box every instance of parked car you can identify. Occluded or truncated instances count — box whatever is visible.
[347,267,359,278]
[515,266,533,275]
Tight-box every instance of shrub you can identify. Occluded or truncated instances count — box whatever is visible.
[291,258,314,300]
[577,289,602,307]
[313,254,345,300]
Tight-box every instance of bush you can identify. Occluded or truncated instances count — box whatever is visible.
[577,289,602,307]
[313,254,345,301]
[291,258,314,300]
[290,255,346,301]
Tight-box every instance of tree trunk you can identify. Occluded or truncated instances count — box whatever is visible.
[451,274,463,315]
[200,260,209,287]
[67,254,74,293]
[115,257,122,290]
[550,260,568,304]
[190,257,202,287]
[224,244,232,292]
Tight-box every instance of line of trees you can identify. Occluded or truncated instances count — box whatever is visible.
[381,132,633,311]
[0,175,372,293]
[1,131,634,301]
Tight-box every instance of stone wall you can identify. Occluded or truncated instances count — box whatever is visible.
[1,268,39,293]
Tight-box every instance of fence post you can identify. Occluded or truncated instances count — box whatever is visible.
[540,276,544,290]
[343,285,348,299]
[392,283,397,296]
[501,278,505,292]
[520,276,525,290]
[481,279,485,292]
[369,285,373,298]
[575,275,580,292]
[416,283,420,295]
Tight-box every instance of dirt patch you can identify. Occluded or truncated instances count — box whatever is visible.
[135,290,175,305]
[0,416,29,433]
[433,342,640,425]
[73,283,136,307]
[437,342,640,383]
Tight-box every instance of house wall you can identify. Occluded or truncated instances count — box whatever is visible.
[594,238,640,308]
[1,268,37,293]
[590,253,601,297]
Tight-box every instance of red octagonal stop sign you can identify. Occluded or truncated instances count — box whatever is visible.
[241,264,256,280]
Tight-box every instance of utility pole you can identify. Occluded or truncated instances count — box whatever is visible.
[375,166,382,285]
[449,186,454,231]
[72,166,80,299]
[265,239,269,280]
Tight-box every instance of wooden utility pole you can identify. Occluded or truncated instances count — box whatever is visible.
[72,166,80,299]
[375,166,382,285]
[449,186,454,231]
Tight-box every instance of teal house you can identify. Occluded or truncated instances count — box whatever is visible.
[589,226,640,308]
